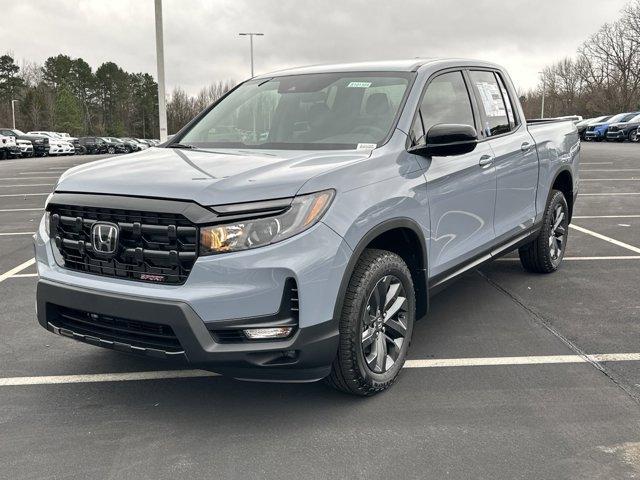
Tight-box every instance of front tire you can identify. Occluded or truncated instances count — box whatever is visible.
[327,249,415,396]
[519,190,569,273]
[629,130,638,142]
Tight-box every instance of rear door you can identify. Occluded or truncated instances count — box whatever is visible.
[468,70,538,242]
[411,70,497,278]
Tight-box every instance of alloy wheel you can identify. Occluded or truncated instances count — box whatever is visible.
[361,275,408,374]
[549,204,567,264]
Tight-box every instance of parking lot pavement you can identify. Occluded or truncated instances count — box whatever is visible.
[1,144,640,479]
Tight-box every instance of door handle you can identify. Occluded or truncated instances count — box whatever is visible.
[521,142,533,152]
[479,154,494,167]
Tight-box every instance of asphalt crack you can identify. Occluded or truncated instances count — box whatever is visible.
[477,269,640,406]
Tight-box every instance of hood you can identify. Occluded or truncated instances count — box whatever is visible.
[19,133,49,143]
[56,147,371,205]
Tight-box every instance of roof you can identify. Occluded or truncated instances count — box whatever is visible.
[254,58,503,78]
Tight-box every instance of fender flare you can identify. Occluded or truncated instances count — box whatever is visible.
[546,167,574,220]
[332,217,429,323]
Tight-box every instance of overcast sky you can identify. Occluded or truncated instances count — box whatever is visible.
[2,0,631,95]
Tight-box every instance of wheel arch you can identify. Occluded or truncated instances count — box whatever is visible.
[333,218,429,324]
[549,168,574,220]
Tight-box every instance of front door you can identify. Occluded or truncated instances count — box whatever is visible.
[410,70,497,278]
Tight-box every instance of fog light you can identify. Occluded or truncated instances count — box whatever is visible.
[243,327,293,340]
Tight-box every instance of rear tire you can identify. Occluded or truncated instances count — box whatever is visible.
[326,249,415,396]
[519,190,569,274]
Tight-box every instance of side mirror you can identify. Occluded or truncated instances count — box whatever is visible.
[409,124,478,157]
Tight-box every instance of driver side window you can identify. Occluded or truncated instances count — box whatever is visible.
[411,71,475,144]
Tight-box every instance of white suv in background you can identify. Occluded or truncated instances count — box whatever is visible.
[27,131,75,156]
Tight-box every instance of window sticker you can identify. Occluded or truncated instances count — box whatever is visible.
[347,81,372,88]
[356,143,377,150]
[475,81,506,118]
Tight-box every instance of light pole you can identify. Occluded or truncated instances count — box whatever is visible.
[11,99,18,129]
[538,71,546,119]
[239,32,264,78]
[154,0,168,142]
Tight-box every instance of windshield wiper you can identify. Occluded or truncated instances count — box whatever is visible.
[167,143,194,149]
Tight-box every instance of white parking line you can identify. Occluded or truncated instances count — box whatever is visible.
[570,224,640,254]
[573,215,640,219]
[9,273,37,278]
[403,353,640,368]
[0,193,49,197]
[18,171,64,175]
[497,256,640,261]
[0,232,35,236]
[580,179,640,181]
[0,208,43,212]
[579,193,640,196]
[582,162,613,165]
[582,169,640,172]
[1,353,639,387]
[0,184,54,188]
[0,177,58,181]
[0,258,36,283]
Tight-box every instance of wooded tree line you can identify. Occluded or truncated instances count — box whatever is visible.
[0,53,234,137]
[520,0,640,119]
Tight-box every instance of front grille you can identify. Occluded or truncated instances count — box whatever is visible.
[52,306,183,352]
[50,204,198,284]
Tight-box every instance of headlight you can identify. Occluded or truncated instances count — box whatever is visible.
[44,212,51,236]
[34,138,44,144]
[43,193,53,236]
[200,189,335,255]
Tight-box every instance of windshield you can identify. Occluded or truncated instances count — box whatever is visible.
[178,72,412,150]
[607,113,632,123]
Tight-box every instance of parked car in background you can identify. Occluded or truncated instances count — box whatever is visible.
[576,115,611,139]
[0,133,21,159]
[121,137,146,151]
[100,137,128,154]
[585,112,640,141]
[135,138,153,148]
[77,136,108,154]
[102,137,136,153]
[27,131,75,156]
[17,139,34,157]
[0,128,50,156]
[606,113,640,142]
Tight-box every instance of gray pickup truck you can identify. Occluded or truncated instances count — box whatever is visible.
[35,59,579,395]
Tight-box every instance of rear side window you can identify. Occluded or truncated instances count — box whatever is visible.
[411,71,475,143]
[470,70,513,137]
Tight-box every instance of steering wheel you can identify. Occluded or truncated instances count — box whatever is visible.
[351,125,387,138]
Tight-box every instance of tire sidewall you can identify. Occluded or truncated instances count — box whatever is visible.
[350,256,415,387]
[543,191,569,269]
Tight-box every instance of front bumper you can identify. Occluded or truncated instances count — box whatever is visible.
[34,213,351,381]
[49,145,74,155]
[31,143,49,155]
[6,146,21,157]
[37,280,338,381]
[606,130,625,140]
[584,130,604,139]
